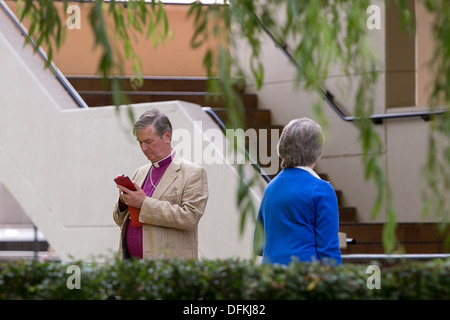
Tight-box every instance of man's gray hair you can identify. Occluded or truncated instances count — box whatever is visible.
[133,108,172,139]
[277,118,324,168]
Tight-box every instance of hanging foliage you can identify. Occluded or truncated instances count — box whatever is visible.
[13,0,450,253]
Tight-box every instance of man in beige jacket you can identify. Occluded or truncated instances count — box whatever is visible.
[113,109,208,260]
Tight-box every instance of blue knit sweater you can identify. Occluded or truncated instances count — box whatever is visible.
[257,167,342,265]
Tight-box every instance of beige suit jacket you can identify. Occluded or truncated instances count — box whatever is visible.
[113,154,208,260]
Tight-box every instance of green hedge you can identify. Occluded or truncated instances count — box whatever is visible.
[0,257,449,300]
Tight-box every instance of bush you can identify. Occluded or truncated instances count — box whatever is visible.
[0,257,449,300]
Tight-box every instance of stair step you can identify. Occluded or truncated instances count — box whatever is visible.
[77,91,258,109]
[241,126,283,161]
[340,223,450,243]
[335,190,343,207]
[343,242,450,254]
[339,207,357,222]
[211,108,271,126]
[67,76,246,93]
[242,124,284,134]
[339,223,450,254]
[0,241,49,251]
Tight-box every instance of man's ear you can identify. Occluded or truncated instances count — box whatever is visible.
[164,130,172,143]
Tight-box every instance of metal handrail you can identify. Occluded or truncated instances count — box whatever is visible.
[255,11,448,124]
[321,87,447,124]
[0,0,89,109]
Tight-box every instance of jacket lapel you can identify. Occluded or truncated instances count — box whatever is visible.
[134,163,151,187]
[151,153,181,199]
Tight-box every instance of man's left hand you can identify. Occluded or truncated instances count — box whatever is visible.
[117,182,146,209]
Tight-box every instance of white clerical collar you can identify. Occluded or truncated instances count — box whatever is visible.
[294,166,322,180]
[153,148,175,168]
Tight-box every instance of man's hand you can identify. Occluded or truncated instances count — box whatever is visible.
[117,181,146,209]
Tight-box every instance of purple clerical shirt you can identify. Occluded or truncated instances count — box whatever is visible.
[125,150,175,259]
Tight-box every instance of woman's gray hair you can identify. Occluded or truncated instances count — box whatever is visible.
[277,118,324,168]
[133,108,172,139]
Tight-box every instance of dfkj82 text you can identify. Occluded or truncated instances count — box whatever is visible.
[227,304,266,316]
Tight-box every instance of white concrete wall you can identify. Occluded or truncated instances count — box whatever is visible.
[0,10,264,261]
[0,183,32,225]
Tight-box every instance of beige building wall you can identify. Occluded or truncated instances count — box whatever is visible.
[385,0,416,108]
[5,1,215,76]
[416,1,438,106]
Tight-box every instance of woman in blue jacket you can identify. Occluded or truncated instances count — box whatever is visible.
[256,118,342,265]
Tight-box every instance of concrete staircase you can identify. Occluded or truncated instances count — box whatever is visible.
[340,222,450,254]
[67,76,360,223]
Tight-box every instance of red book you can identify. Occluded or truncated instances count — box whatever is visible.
[114,175,144,227]
[128,206,144,227]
